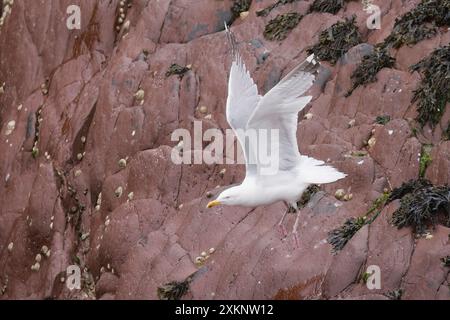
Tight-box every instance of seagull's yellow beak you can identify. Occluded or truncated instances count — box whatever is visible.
[207,200,221,208]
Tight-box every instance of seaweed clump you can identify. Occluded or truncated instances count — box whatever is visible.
[256,0,299,17]
[385,289,403,300]
[157,279,191,300]
[231,0,252,18]
[410,45,450,127]
[263,12,303,41]
[347,0,450,97]
[307,16,361,65]
[157,267,207,300]
[328,216,367,252]
[308,0,353,14]
[388,178,431,202]
[384,0,450,49]
[328,192,389,252]
[441,256,450,267]
[165,64,190,79]
[389,179,450,234]
[297,184,320,209]
[375,115,391,125]
[346,46,395,96]
[329,178,450,253]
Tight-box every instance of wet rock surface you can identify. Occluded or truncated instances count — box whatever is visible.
[0,0,449,299]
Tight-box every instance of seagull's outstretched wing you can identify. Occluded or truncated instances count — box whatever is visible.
[247,54,320,171]
[225,24,261,176]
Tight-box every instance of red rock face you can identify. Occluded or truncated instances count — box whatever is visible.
[0,0,449,300]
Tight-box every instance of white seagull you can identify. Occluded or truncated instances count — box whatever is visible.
[207,25,346,243]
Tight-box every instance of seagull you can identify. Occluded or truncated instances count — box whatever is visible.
[207,24,346,244]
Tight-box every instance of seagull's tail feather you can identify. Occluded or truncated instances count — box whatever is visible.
[298,156,347,184]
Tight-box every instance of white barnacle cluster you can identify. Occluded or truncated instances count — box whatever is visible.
[194,247,216,266]
[361,0,373,10]
[5,120,15,136]
[0,0,14,29]
[134,88,144,104]
[335,188,353,201]
[115,0,131,33]
[95,192,102,211]
[31,245,51,272]
[40,78,49,96]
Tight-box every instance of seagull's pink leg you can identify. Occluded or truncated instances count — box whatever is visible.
[292,210,301,248]
[277,210,289,238]
[277,202,291,238]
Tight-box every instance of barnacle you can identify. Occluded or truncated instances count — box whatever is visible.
[116,0,131,33]
[0,0,14,29]
[335,189,345,200]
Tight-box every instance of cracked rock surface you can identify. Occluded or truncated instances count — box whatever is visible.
[0,0,449,299]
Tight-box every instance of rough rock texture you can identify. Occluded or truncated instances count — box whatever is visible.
[0,0,449,300]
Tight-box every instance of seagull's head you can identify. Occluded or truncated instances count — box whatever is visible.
[206,186,242,208]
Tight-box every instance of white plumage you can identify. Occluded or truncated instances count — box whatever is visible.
[207,25,346,242]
